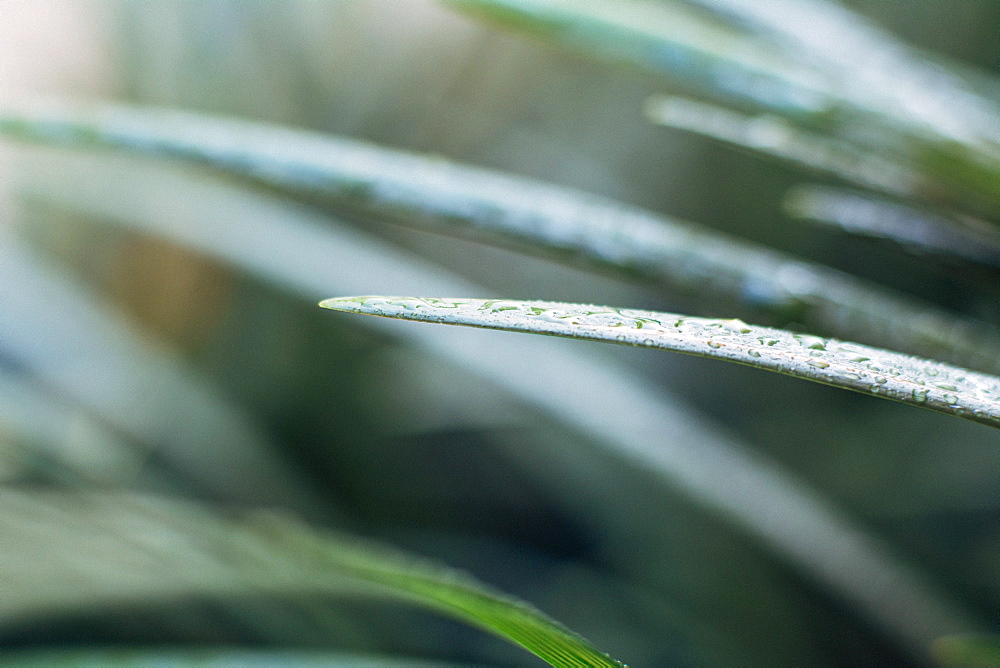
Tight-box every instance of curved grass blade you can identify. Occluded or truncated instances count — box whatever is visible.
[1,103,997,372]
[442,0,839,119]
[785,185,1000,272]
[20,156,981,657]
[643,95,923,198]
[681,0,1000,150]
[448,0,1000,217]
[321,297,1000,430]
[0,490,622,668]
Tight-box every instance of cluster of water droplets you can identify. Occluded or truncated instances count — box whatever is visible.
[322,297,1000,427]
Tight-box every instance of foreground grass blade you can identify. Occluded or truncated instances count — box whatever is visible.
[2,103,997,372]
[0,490,622,668]
[321,297,1000,430]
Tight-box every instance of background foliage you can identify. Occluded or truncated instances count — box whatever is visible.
[1,1,999,665]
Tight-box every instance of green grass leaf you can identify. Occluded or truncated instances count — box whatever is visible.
[321,296,1000,430]
[0,490,623,668]
[784,186,1000,272]
[1,103,996,371]
[644,95,922,198]
[447,0,1000,215]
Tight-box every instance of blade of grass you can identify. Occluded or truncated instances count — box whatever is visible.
[0,490,621,667]
[682,0,1000,149]
[320,296,1000,430]
[443,0,839,119]
[643,95,923,198]
[446,0,1000,214]
[1,102,997,372]
[18,154,981,657]
[785,185,1000,272]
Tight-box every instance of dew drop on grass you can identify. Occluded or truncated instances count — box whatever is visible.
[796,334,827,350]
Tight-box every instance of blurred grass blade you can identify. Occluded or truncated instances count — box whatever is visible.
[0,491,621,668]
[321,296,1000,430]
[442,0,837,118]
[1,103,997,373]
[4,649,467,667]
[0,244,323,515]
[21,156,980,657]
[644,95,922,197]
[785,185,1000,271]
[447,0,1000,215]
[932,634,1000,667]
[681,0,1000,148]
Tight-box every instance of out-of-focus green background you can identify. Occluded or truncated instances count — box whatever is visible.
[1,2,998,665]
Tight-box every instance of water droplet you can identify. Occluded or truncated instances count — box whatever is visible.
[807,360,830,369]
[935,383,957,391]
[722,319,752,333]
[747,349,761,358]
[758,337,779,346]
[840,372,861,380]
[796,334,827,350]
[707,341,723,349]
[874,376,887,384]
[848,355,871,363]
[911,388,929,403]
[926,367,939,377]
[943,394,959,406]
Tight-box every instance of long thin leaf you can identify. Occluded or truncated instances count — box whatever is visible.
[321,296,1000,430]
[0,490,622,667]
[785,185,1000,271]
[17,154,980,657]
[681,0,1000,149]
[443,0,841,119]
[1,103,997,372]
[446,0,1000,214]
[643,95,923,198]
